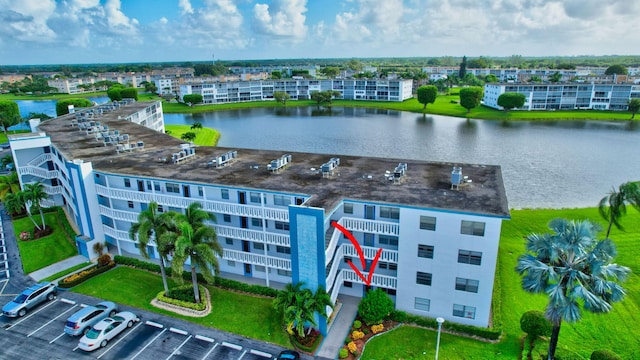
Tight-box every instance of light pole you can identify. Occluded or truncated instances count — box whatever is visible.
[435,317,445,360]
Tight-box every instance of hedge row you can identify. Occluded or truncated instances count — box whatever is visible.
[156,285,207,311]
[58,262,116,288]
[113,256,278,297]
[390,310,502,341]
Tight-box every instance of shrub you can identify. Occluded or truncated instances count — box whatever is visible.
[56,98,92,116]
[371,324,384,334]
[591,350,622,360]
[358,288,394,325]
[97,253,112,267]
[351,330,364,340]
[520,310,551,339]
[347,341,357,354]
[339,348,349,359]
[19,231,31,241]
[121,88,139,101]
[156,285,207,311]
[353,319,362,329]
[58,262,115,288]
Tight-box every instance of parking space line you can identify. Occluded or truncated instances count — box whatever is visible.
[238,349,247,359]
[250,349,273,358]
[222,341,242,351]
[195,334,214,343]
[27,304,78,337]
[169,327,188,336]
[6,299,58,330]
[201,342,219,360]
[97,321,143,359]
[165,334,192,360]
[0,279,8,295]
[50,332,66,344]
[129,328,167,360]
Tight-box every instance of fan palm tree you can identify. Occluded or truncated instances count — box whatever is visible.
[516,218,630,360]
[129,202,173,296]
[23,182,48,230]
[0,171,20,201]
[165,203,221,304]
[598,181,640,238]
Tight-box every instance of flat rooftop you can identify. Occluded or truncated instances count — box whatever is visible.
[36,101,509,217]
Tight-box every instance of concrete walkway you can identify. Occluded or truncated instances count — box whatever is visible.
[29,254,90,282]
[316,295,360,360]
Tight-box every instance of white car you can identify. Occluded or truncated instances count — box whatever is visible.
[78,311,139,351]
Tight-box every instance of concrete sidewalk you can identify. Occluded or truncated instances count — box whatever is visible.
[29,254,90,282]
[316,295,360,359]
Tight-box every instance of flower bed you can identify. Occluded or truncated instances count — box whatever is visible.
[58,261,116,288]
[340,319,398,359]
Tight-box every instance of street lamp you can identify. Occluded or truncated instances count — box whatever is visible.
[435,317,445,360]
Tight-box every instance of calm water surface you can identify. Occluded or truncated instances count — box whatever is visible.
[17,101,640,209]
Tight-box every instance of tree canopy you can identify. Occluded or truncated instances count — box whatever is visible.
[497,92,526,111]
[56,98,92,116]
[605,65,628,75]
[416,85,438,109]
[120,87,138,100]
[0,101,21,134]
[183,94,203,106]
[459,86,484,113]
[628,98,640,119]
[273,91,290,105]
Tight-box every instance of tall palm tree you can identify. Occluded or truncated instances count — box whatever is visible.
[129,202,173,296]
[0,171,20,201]
[516,218,630,360]
[598,181,640,238]
[165,203,221,304]
[23,182,48,230]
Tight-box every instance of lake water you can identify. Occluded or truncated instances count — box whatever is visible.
[16,97,110,118]
[17,100,640,209]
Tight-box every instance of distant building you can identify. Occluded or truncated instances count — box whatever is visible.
[483,83,640,111]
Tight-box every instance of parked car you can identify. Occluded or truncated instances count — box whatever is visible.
[64,301,118,336]
[78,311,140,351]
[2,282,57,317]
[276,350,300,360]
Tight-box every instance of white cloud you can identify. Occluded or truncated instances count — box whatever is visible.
[0,0,57,43]
[253,0,308,39]
[179,0,194,15]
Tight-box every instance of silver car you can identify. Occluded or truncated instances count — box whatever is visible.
[78,311,139,351]
[2,282,57,317]
[64,301,118,336]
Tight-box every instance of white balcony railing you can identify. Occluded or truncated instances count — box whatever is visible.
[18,166,59,179]
[222,249,291,270]
[329,269,398,304]
[214,225,290,247]
[27,153,54,167]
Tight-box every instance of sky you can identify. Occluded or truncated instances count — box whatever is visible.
[1,0,639,65]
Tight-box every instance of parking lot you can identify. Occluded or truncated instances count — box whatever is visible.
[1,292,307,360]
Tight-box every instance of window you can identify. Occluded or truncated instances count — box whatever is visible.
[127,201,134,209]
[458,250,482,265]
[379,235,398,246]
[274,195,290,206]
[249,192,262,203]
[453,304,476,319]
[221,189,229,199]
[198,186,204,197]
[415,297,431,312]
[420,216,436,231]
[416,272,432,286]
[124,178,131,188]
[157,205,164,213]
[223,214,231,223]
[344,256,352,264]
[251,218,263,227]
[154,182,160,191]
[255,265,266,272]
[380,206,400,219]
[418,245,434,259]
[225,238,233,245]
[227,260,235,267]
[166,183,180,194]
[344,203,353,214]
[277,269,292,277]
[455,278,479,293]
[146,181,152,190]
[276,246,291,254]
[254,242,265,250]
[344,281,352,288]
[389,263,397,271]
[275,221,290,231]
[383,288,397,296]
[461,220,485,236]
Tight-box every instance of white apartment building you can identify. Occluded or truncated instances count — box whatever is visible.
[9,101,509,333]
[180,79,414,103]
[483,83,640,110]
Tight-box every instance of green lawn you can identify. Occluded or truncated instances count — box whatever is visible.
[73,266,290,347]
[14,209,78,273]
[0,91,108,101]
[362,208,640,360]
[164,125,220,146]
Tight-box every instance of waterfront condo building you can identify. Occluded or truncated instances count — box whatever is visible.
[9,101,509,332]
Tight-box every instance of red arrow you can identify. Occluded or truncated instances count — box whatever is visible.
[332,221,383,286]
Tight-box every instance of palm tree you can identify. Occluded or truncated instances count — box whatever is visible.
[23,182,48,230]
[273,282,333,338]
[0,171,20,201]
[129,202,173,296]
[165,203,221,304]
[190,122,203,132]
[516,218,630,360]
[598,182,640,238]
[4,192,24,216]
